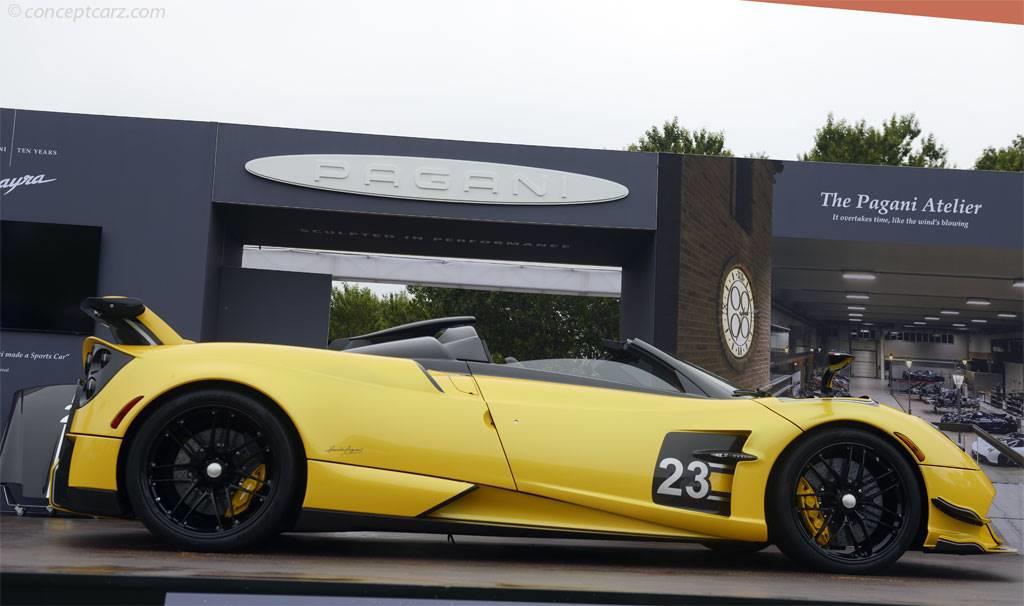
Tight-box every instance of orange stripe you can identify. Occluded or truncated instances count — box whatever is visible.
[746,1,1023,26]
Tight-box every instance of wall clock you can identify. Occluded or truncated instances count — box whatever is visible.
[721,266,754,359]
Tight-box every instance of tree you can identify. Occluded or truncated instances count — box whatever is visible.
[800,112,948,167]
[407,287,619,361]
[327,284,427,343]
[974,135,1024,171]
[628,116,732,156]
[328,284,620,361]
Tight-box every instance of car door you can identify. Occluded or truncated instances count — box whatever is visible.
[469,360,801,540]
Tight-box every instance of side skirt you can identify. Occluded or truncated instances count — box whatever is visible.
[292,508,704,544]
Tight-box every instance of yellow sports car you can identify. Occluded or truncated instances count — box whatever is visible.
[49,296,1011,574]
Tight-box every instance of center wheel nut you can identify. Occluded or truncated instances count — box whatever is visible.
[206,462,224,479]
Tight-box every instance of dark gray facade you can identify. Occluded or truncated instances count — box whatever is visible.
[2,108,1021,426]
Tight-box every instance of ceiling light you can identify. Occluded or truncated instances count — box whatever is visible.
[913,321,926,325]
[903,324,916,328]
[1013,280,1024,288]
[848,313,863,317]
[966,298,991,306]
[971,319,987,323]
[849,318,862,322]
[924,316,940,321]
[842,271,876,281]
[847,305,866,311]
[940,310,960,315]
[956,327,968,330]
[846,293,870,300]
[953,323,966,327]
[997,313,1017,318]
[863,322,874,326]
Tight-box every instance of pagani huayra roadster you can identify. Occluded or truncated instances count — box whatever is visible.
[49,297,1012,574]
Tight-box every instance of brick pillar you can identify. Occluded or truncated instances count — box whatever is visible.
[675,156,778,389]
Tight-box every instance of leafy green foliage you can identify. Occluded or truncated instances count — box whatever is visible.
[628,116,732,156]
[409,287,620,361]
[974,135,1024,171]
[799,112,948,167]
[328,283,620,361]
[327,284,427,343]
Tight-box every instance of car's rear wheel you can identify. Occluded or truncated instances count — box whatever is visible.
[768,427,922,574]
[124,388,302,551]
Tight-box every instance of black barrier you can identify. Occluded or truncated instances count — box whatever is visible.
[937,422,1024,467]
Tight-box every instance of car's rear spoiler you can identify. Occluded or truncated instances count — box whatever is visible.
[80,297,185,346]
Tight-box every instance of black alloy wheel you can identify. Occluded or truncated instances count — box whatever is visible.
[125,389,302,551]
[769,427,922,574]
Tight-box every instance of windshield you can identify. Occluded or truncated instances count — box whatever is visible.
[507,338,743,399]
[624,338,741,399]
[509,358,681,393]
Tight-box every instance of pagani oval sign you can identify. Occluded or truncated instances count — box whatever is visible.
[244,155,628,205]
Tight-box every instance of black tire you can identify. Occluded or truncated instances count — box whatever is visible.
[767,427,922,574]
[124,388,302,551]
[700,541,769,556]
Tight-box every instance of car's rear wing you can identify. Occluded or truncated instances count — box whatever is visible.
[80,296,185,346]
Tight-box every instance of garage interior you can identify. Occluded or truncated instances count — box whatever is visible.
[771,236,1022,388]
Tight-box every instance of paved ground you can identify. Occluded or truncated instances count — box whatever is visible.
[2,517,1022,606]
[850,377,1024,551]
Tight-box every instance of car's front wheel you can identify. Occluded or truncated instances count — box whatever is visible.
[124,388,302,551]
[768,427,922,574]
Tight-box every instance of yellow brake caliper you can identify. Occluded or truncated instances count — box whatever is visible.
[226,463,266,518]
[797,476,830,546]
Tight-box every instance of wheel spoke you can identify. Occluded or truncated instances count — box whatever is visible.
[167,481,199,517]
[817,455,841,484]
[813,511,835,542]
[861,469,895,490]
[861,482,899,500]
[224,486,235,519]
[165,430,199,461]
[825,518,847,548]
[209,409,219,451]
[857,510,901,532]
[803,465,830,489]
[855,446,868,483]
[235,450,267,471]
[182,489,208,524]
[225,414,236,450]
[231,436,263,457]
[841,446,853,486]
[861,500,900,518]
[175,421,204,455]
[851,513,871,550]
[209,490,224,529]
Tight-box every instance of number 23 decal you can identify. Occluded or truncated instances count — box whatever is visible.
[651,432,741,516]
[656,457,710,499]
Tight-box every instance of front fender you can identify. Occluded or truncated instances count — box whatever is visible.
[758,397,980,470]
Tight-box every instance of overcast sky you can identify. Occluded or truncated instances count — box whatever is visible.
[2,0,1021,168]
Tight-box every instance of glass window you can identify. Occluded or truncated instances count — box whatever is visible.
[509,358,681,393]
